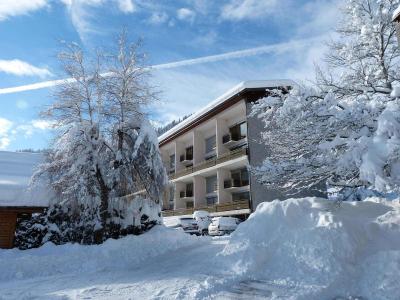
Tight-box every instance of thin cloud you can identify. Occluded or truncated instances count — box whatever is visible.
[0,0,48,21]
[0,118,13,149]
[0,59,52,78]
[16,100,29,110]
[62,0,136,42]
[221,0,279,21]
[117,0,136,13]
[177,8,196,22]
[148,11,169,25]
[0,36,320,95]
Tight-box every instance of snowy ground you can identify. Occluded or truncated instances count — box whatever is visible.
[1,197,400,300]
[0,229,238,300]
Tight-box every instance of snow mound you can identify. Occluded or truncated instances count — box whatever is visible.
[0,226,201,282]
[219,197,400,299]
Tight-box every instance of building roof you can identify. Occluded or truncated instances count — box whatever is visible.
[158,79,295,145]
[393,6,400,21]
[0,151,51,208]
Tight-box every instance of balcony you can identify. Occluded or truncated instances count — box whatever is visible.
[224,179,250,193]
[222,134,247,149]
[179,190,193,199]
[204,150,216,160]
[162,199,250,217]
[180,154,193,167]
[169,147,248,180]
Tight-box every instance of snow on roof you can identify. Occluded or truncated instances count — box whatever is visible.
[393,6,400,21]
[158,80,295,144]
[0,151,51,207]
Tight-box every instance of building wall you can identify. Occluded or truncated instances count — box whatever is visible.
[159,86,326,215]
[160,99,250,211]
[0,212,17,249]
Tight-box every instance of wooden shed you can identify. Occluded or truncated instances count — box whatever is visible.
[0,151,50,249]
[0,206,46,248]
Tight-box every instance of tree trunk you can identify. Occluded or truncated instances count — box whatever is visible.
[95,165,109,243]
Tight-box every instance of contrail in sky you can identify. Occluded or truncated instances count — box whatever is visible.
[0,36,320,95]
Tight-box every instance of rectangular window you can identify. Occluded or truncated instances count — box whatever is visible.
[232,191,250,202]
[186,201,194,209]
[206,196,218,206]
[185,146,193,160]
[230,121,247,141]
[186,182,193,197]
[169,186,174,201]
[169,202,174,210]
[205,135,216,154]
[169,154,175,170]
[230,168,249,187]
[206,175,218,194]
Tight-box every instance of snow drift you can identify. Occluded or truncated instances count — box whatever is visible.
[220,197,400,299]
[0,226,200,282]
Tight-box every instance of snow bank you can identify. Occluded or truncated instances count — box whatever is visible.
[219,197,400,299]
[0,226,200,282]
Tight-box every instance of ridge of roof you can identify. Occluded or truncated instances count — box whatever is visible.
[158,79,295,144]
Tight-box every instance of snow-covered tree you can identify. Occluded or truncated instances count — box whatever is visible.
[252,0,400,197]
[28,32,167,246]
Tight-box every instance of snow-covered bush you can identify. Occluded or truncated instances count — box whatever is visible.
[23,32,167,248]
[252,0,400,197]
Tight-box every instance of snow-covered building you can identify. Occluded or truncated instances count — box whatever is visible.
[393,6,400,45]
[159,80,324,219]
[0,151,50,248]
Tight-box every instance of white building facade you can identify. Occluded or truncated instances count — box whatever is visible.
[159,80,324,219]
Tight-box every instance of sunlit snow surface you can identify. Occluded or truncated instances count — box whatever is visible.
[0,151,50,207]
[0,198,399,299]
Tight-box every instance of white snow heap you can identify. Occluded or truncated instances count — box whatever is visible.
[219,197,400,299]
[0,226,201,281]
[0,151,51,207]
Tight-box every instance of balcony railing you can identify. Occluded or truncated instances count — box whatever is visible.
[162,199,250,217]
[179,191,193,198]
[169,147,248,180]
[222,134,247,149]
[224,179,249,189]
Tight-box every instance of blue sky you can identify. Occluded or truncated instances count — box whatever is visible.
[0,0,339,151]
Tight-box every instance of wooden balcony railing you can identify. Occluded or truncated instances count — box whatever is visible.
[169,147,248,180]
[161,199,250,217]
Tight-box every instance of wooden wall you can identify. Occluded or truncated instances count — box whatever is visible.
[0,212,17,249]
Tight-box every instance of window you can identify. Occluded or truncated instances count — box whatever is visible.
[206,196,218,206]
[186,183,193,197]
[169,202,174,210]
[186,201,194,209]
[169,154,175,170]
[205,135,216,154]
[169,186,174,201]
[206,175,218,194]
[185,146,193,160]
[231,168,249,187]
[232,191,250,202]
[230,121,247,141]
